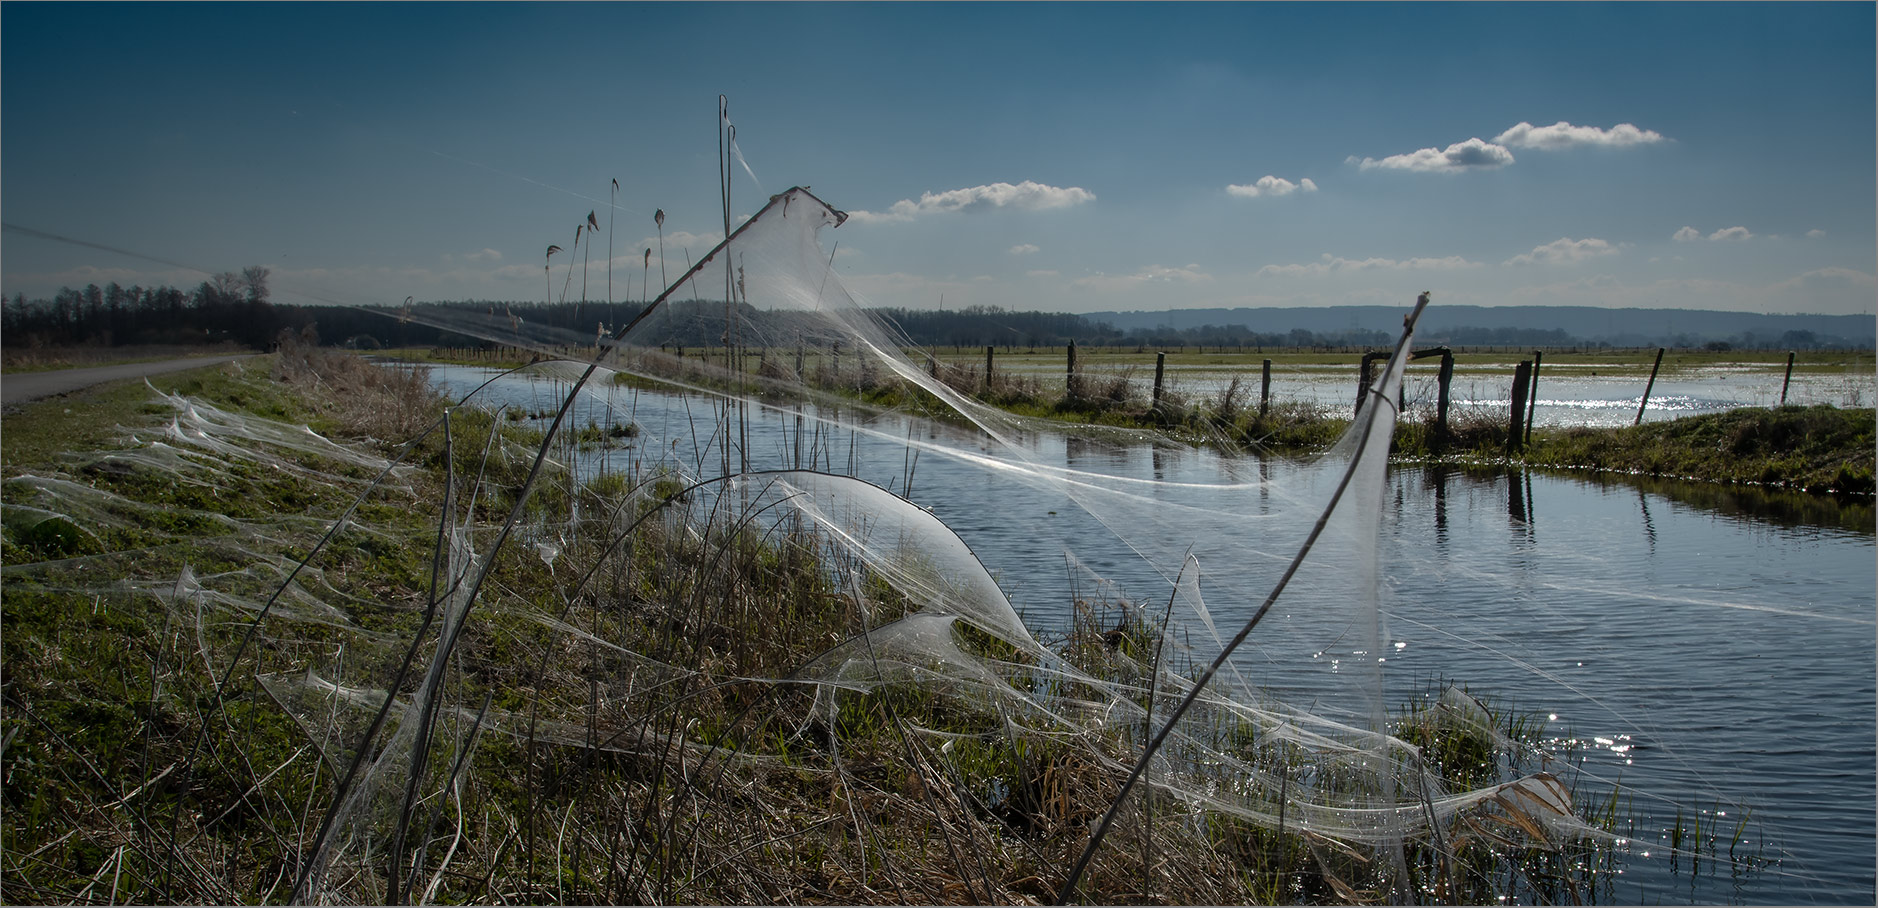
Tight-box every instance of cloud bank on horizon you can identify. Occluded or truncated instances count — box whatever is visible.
[0,3,1870,318]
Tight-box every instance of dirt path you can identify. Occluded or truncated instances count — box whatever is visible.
[1,354,255,406]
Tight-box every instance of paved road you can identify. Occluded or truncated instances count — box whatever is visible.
[1,354,256,406]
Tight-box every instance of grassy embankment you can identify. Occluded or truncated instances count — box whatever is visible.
[2,350,1632,904]
[1520,406,1874,495]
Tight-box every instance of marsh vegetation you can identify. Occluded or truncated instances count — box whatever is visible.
[6,186,1856,907]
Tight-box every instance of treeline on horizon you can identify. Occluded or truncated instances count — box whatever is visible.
[2,278,1866,353]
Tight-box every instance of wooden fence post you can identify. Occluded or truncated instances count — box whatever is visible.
[1356,356,1374,415]
[1066,341,1078,400]
[1525,350,1542,446]
[1780,351,1795,405]
[984,345,994,392]
[1152,351,1166,412]
[1437,350,1453,438]
[1635,347,1665,426]
[1509,360,1532,454]
[1260,358,1272,418]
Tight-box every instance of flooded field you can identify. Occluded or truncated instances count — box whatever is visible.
[432,360,1876,904]
[981,350,1875,427]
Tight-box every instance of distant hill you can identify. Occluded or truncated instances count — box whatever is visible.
[1084,306,1874,349]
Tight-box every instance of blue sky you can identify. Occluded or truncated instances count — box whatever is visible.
[3,2,1874,317]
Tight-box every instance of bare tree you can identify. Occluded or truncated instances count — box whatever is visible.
[209,271,242,301]
[241,265,271,304]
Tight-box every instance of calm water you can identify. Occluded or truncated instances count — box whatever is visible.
[430,364,1876,904]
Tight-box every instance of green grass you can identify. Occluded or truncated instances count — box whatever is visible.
[1525,405,1875,495]
[2,357,311,473]
[2,355,447,904]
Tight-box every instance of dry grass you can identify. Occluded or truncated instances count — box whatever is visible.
[271,327,446,440]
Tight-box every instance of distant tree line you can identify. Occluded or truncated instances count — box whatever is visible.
[2,268,284,349]
[2,271,460,351]
[3,286,1863,353]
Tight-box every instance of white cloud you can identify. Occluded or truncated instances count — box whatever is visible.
[847,180,1096,224]
[466,248,502,262]
[1671,225,1756,244]
[1504,237,1620,266]
[1351,137,1514,173]
[1226,175,1319,198]
[1008,243,1041,255]
[1071,264,1213,292]
[1806,229,1827,239]
[1257,253,1484,277]
[1493,120,1667,150]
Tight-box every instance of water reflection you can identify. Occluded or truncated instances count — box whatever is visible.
[1425,461,1875,543]
[1508,468,1530,528]
[1639,486,1657,556]
[1429,465,1450,545]
[1601,472,1875,537]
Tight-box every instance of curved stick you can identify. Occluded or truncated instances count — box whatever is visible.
[1053,293,1428,904]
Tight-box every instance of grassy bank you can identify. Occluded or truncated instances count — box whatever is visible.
[1,350,1648,904]
[1522,406,1875,495]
